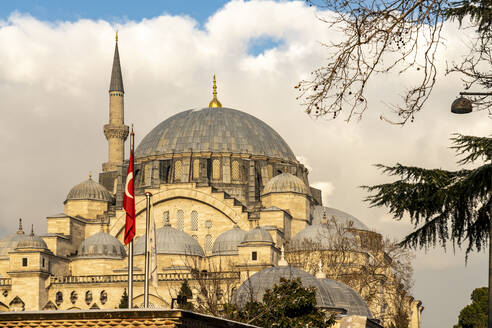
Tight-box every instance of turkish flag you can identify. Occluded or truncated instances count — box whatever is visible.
[123,150,135,244]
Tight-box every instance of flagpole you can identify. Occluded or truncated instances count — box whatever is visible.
[127,126,135,309]
[144,191,152,308]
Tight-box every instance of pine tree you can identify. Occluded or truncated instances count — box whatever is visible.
[363,134,491,256]
[230,278,336,328]
[118,288,129,309]
[455,287,488,328]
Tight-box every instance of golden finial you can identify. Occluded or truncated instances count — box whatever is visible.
[115,31,118,43]
[208,74,222,108]
[89,171,92,179]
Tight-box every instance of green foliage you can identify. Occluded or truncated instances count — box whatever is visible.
[363,135,492,257]
[228,278,336,328]
[118,288,128,309]
[177,280,194,310]
[454,287,488,328]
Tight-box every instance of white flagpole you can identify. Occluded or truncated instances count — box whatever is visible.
[143,192,152,308]
[149,201,158,289]
[128,128,134,309]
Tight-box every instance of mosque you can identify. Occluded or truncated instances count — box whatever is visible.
[0,37,423,328]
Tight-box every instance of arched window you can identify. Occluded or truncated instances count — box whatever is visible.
[212,159,220,180]
[205,220,212,229]
[85,291,92,305]
[193,159,200,180]
[191,211,198,231]
[192,235,198,240]
[100,290,107,305]
[174,160,182,182]
[70,291,77,304]
[232,160,241,181]
[55,292,63,306]
[177,210,184,231]
[205,234,213,253]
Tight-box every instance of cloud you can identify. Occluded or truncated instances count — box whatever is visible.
[311,181,335,205]
[0,1,488,326]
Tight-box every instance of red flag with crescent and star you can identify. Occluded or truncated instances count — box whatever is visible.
[123,150,135,244]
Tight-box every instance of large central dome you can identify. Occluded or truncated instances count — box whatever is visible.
[136,107,297,162]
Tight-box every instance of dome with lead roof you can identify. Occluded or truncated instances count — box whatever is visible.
[234,265,341,310]
[78,231,126,258]
[0,220,27,256]
[212,225,247,256]
[134,223,205,257]
[65,177,114,204]
[318,278,372,318]
[135,107,297,162]
[311,206,368,231]
[262,173,310,196]
[242,226,273,244]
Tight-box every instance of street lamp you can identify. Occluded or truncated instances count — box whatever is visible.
[450,91,492,114]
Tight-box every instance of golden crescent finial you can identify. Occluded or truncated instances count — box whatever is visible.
[208,74,222,108]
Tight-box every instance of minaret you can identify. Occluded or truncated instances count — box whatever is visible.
[103,32,129,172]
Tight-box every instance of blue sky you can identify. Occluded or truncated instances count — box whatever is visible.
[0,0,284,56]
[0,1,230,24]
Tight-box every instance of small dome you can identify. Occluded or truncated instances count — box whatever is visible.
[262,173,310,196]
[78,231,126,258]
[234,266,337,309]
[0,220,27,256]
[242,226,273,244]
[134,224,204,257]
[212,225,247,256]
[318,278,372,318]
[311,206,368,231]
[290,224,338,251]
[65,177,114,203]
[16,231,49,251]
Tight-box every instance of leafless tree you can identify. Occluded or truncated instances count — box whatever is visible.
[297,0,492,124]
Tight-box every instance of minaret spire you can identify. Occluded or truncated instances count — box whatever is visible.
[103,33,129,172]
[109,32,124,93]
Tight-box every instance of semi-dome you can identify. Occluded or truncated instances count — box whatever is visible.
[135,107,297,162]
[134,223,205,257]
[311,206,368,231]
[262,173,310,196]
[212,225,247,256]
[0,220,27,256]
[318,278,372,318]
[78,231,126,258]
[65,177,114,203]
[242,226,273,244]
[234,265,340,310]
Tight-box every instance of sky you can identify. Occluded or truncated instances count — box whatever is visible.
[0,1,489,326]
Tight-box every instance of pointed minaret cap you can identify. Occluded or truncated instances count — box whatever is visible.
[278,245,288,266]
[208,75,222,108]
[109,32,124,93]
[17,218,24,235]
[315,260,326,279]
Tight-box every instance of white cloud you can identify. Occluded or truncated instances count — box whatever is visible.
[311,181,335,205]
[0,2,488,326]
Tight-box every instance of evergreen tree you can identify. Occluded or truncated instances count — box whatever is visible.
[118,288,128,309]
[363,135,491,257]
[455,287,488,328]
[177,280,194,310]
[229,278,336,328]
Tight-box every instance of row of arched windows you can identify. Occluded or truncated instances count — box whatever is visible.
[173,159,243,182]
[55,290,107,306]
